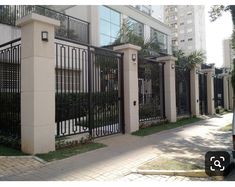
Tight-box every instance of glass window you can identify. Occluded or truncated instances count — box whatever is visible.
[100,20,110,35]
[150,28,168,53]
[111,25,120,38]
[128,17,144,37]
[99,6,121,46]
[110,10,120,25]
[100,6,110,21]
[100,34,111,46]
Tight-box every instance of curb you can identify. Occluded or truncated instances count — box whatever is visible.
[136,169,208,178]
[0,155,47,164]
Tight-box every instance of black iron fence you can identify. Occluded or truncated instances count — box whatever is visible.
[55,37,124,138]
[199,73,208,115]
[175,66,191,116]
[138,58,165,122]
[0,5,89,44]
[214,68,224,108]
[0,38,21,139]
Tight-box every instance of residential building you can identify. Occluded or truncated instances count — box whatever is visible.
[151,5,164,22]
[164,5,206,54]
[0,5,172,55]
[223,38,234,69]
[63,5,172,54]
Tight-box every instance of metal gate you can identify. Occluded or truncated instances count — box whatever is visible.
[55,38,124,138]
[0,38,21,140]
[214,68,224,108]
[138,58,165,122]
[199,73,208,115]
[175,66,191,116]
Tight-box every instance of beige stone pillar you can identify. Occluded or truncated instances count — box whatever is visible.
[113,44,141,133]
[157,56,177,122]
[206,70,215,115]
[16,13,60,154]
[190,65,200,116]
[223,75,229,110]
[229,76,234,110]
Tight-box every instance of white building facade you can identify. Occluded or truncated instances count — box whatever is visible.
[63,5,172,54]
[223,38,234,69]
[164,5,206,54]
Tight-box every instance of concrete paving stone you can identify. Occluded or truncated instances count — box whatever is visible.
[0,114,232,181]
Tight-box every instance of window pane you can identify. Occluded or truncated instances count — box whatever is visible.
[100,34,111,46]
[111,24,120,38]
[100,6,110,21]
[110,10,120,25]
[100,20,110,35]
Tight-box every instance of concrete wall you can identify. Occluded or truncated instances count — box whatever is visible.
[0,23,21,45]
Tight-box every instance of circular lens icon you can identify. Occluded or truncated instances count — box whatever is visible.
[214,160,221,168]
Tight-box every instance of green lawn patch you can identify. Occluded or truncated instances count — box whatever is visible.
[36,142,106,162]
[220,123,232,132]
[132,117,201,136]
[0,145,27,156]
[138,158,203,170]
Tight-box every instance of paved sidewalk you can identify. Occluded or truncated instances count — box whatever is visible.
[0,156,45,178]
[0,113,233,181]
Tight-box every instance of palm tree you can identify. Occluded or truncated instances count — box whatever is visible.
[187,50,206,68]
[173,49,206,69]
[113,20,161,58]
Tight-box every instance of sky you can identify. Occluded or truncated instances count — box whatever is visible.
[205,5,233,67]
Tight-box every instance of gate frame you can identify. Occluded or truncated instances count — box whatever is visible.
[55,36,125,139]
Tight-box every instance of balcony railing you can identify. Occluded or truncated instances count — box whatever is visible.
[0,5,89,44]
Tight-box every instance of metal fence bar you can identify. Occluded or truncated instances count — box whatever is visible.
[55,39,124,138]
[0,5,90,44]
[175,66,191,116]
[0,38,21,139]
[138,58,166,122]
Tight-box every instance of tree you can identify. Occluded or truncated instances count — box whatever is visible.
[173,49,206,69]
[209,5,235,149]
[209,6,235,97]
[113,20,161,58]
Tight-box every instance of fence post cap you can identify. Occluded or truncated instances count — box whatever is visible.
[113,43,141,51]
[16,13,60,27]
[157,55,177,62]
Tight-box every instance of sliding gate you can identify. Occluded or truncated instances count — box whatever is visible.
[199,73,208,115]
[138,58,165,122]
[175,66,191,116]
[55,39,124,138]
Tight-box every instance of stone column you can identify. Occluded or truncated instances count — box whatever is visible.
[113,44,141,133]
[206,70,215,115]
[223,75,229,110]
[157,56,177,122]
[190,65,200,116]
[229,76,234,110]
[16,13,60,154]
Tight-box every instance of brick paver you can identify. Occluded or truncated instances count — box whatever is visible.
[0,156,45,178]
[0,113,233,181]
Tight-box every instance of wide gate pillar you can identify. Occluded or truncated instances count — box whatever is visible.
[223,75,229,110]
[17,13,60,154]
[157,56,177,123]
[190,64,200,116]
[202,68,215,115]
[229,76,234,110]
[114,44,141,133]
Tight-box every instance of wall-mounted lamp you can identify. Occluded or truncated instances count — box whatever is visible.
[41,31,48,41]
[171,64,175,69]
[132,54,137,62]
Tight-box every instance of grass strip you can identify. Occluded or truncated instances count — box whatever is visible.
[132,117,201,136]
[36,142,106,162]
